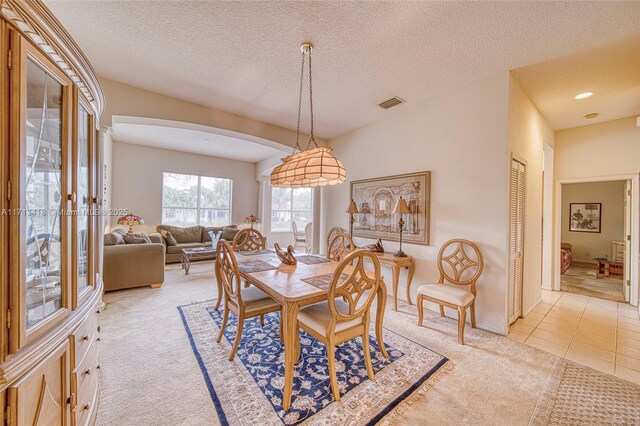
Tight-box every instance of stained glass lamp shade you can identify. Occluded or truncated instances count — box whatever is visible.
[244,215,260,228]
[117,214,144,233]
[270,147,345,188]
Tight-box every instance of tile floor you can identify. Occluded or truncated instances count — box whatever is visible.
[508,289,640,385]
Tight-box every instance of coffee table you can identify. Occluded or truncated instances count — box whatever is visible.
[181,247,216,275]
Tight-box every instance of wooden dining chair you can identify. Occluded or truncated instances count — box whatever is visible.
[416,239,484,345]
[215,240,282,360]
[326,226,346,252]
[295,249,382,401]
[327,232,355,262]
[232,228,266,251]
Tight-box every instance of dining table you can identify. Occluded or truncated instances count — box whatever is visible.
[229,250,389,411]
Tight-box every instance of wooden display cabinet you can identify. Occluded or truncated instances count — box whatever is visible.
[0,1,105,424]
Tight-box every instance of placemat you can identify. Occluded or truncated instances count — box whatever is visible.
[302,273,349,290]
[238,260,278,273]
[238,249,274,256]
[296,255,331,265]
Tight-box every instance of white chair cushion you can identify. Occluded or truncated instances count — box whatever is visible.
[417,284,474,307]
[298,300,363,335]
[240,286,281,313]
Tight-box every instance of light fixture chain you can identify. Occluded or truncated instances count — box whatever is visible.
[306,49,318,150]
[294,49,306,153]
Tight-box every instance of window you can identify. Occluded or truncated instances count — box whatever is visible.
[271,187,312,232]
[162,172,232,227]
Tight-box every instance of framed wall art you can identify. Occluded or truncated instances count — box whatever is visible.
[350,171,430,245]
[569,203,602,233]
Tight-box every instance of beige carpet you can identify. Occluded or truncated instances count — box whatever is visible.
[96,261,565,425]
[530,358,640,425]
[562,266,625,303]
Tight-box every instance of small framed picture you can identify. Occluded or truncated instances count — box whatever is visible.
[569,203,602,233]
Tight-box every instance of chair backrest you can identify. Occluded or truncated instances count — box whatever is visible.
[327,249,381,324]
[292,221,299,235]
[304,222,312,241]
[326,226,346,250]
[216,240,243,306]
[327,232,355,262]
[232,228,266,251]
[437,239,484,289]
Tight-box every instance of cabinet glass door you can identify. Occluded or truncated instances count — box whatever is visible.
[76,103,91,298]
[24,58,65,329]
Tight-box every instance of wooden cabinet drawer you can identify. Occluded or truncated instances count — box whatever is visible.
[71,339,99,426]
[6,341,69,426]
[70,311,98,368]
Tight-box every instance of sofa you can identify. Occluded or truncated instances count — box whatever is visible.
[155,224,239,264]
[103,228,165,291]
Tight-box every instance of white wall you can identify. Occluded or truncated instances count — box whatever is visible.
[561,181,625,263]
[323,72,511,334]
[554,116,640,306]
[110,142,258,234]
[555,116,640,180]
[507,76,555,316]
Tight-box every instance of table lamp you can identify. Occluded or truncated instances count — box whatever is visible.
[393,197,411,257]
[345,199,359,238]
[117,214,144,234]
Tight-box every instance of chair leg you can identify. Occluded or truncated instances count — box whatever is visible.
[216,301,229,343]
[260,314,264,327]
[457,306,467,345]
[279,315,284,342]
[417,295,424,326]
[470,302,477,328]
[229,314,245,361]
[327,342,341,401]
[362,331,375,381]
[439,305,445,317]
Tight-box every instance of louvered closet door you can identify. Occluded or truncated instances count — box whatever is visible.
[508,159,526,324]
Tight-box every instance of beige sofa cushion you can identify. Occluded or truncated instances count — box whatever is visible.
[221,227,240,241]
[159,229,177,246]
[417,284,474,306]
[156,225,203,243]
[166,242,206,254]
[104,228,127,246]
[123,233,152,244]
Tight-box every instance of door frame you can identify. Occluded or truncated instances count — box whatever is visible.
[553,174,639,307]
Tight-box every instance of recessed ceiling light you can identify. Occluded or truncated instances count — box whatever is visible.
[575,92,594,100]
[584,113,599,119]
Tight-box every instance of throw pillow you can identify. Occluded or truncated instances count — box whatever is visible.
[221,227,240,241]
[159,229,177,246]
[123,232,151,244]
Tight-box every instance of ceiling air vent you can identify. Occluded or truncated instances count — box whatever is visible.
[378,97,404,109]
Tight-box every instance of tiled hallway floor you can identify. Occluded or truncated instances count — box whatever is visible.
[508,289,640,385]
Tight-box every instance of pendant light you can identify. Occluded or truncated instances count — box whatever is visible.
[270,43,346,188]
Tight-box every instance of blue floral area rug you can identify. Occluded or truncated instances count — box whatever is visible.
[178,300,449,426]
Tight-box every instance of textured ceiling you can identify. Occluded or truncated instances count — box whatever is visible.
[46,1,640,137]
[512,39,640,130]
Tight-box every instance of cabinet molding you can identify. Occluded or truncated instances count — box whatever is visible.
[0,0,104,120]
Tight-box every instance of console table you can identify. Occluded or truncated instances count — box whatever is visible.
[364,253,415,310]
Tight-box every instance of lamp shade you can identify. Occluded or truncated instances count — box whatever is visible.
[117,214,144,226]
[345,200,359,214]
[270,146,346,188]
[392,197,411,215]
[244,214,260,224]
